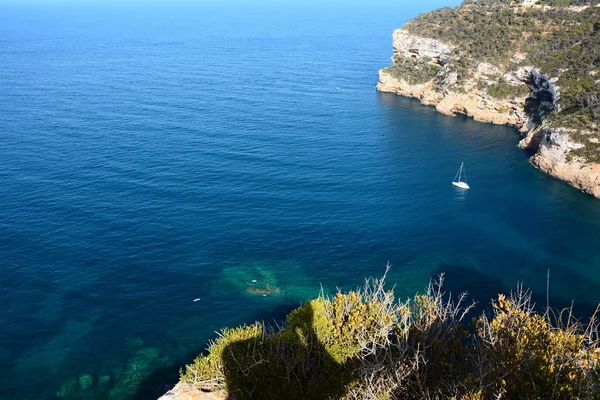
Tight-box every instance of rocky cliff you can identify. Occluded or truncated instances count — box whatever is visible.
[377,0,600,198]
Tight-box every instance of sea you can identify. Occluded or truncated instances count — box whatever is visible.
[2,1,600,399]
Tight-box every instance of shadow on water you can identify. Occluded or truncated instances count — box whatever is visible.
[434,265,600,320]
[132,349,203,400]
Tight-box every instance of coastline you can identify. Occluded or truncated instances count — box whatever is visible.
[376,27,600,199]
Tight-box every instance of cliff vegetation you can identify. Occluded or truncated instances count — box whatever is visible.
[175,269,600,399]
[401,0,600,160]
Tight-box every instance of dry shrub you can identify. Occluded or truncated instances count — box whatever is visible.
[473,285,600,399]
[180,268,600,399]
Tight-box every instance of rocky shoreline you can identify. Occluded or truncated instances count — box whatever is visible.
[377,28,600,199]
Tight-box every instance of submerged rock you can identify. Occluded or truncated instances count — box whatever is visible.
[108,347,162,399]
[56,378,77,398]
[220,260,322,301]
[246,283,281,296]
[78,373,94,391]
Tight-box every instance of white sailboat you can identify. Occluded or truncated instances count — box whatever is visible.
[452,162,470,189]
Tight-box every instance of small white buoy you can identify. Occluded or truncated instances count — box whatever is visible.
[193,298,201,302]
[335,87,340,91]
[251,279,257,283]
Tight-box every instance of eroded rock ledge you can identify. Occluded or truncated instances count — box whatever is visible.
[377,27,600,199]
[159,382,225,400]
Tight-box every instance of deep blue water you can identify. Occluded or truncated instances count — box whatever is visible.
[2,1,600,399]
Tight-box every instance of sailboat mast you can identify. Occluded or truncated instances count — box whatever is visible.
[452,162,470,189]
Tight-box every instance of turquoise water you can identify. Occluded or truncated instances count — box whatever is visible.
[2,1,600,398]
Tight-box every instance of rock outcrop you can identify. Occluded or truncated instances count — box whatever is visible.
[159,382,226,400]
[378,23,600,199]
[530,127,600,198]
[392,30,453,63]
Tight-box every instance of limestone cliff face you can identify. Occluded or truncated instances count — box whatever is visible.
[392,30,453,63]
[377,28,600,199]
[531,127,600,198]
[377,67,528,129]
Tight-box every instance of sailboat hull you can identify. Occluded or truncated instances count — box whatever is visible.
[452,181,470,189]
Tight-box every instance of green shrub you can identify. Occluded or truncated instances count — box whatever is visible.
[486,81,530,99]
[181,270,600,399]
[387,56,441,85]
